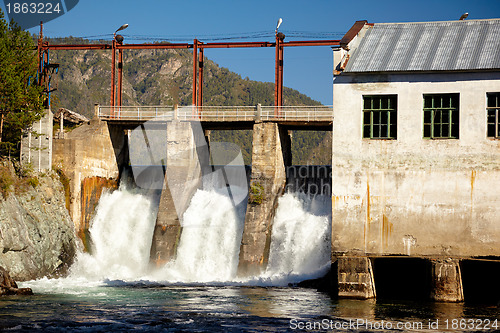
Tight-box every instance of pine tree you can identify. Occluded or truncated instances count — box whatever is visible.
[0,8,44,156]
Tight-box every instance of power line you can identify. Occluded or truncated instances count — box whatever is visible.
[67,30,346,43]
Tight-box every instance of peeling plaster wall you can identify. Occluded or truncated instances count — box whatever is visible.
[332,72,500,257]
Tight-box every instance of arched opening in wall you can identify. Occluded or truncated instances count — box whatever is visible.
[461,259,500,304]
[372,257,432,301]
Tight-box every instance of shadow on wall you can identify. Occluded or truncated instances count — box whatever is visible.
[371,257,432,301]
[461,259,500,305]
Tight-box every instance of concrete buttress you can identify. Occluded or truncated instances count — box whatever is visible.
[150,121,210,266]
[338,256,376,299]
[430,259,464,302]
[237,122,289,277]
[52,118,123,243]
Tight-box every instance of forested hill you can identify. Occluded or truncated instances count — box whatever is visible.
[48,37,331,164]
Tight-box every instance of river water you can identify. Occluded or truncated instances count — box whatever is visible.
[2,283,499,332]
[1,182,499,332]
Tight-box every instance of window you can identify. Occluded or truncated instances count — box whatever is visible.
[487,92,500,139]
[423,94,459,139]
[363,95,397,139]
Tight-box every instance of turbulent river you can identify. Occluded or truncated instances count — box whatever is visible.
[2,181,498,331]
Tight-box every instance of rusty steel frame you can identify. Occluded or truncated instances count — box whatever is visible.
[117,43,124,108]
[110,38,116,108]
[38,30,340,111]
[198,46,204,107]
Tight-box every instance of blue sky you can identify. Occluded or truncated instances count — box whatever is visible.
[2,0,499,105]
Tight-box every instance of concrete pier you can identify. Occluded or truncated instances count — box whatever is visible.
[430,259,464,302]
[337,256,376,299]
[149,121,209,265]
[237,122,290,277]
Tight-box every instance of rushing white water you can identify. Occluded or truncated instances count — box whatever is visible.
[262,192,332,284]
[68,182,158,281]
[28,176,331,290]
[155,187,247,282]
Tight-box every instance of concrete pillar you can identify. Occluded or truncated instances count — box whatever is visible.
[150,180,182,266]
[20,109,53,172]
[94,104,99,119]
[237,122,288,277]
[59,112,64,139]
[338,256,376,299]
[431,259,464,302]
[173,104,178,121]
[150,121,209,266]
[255,104,262,123]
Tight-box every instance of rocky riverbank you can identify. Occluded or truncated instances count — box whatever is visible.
[0,159,77,281]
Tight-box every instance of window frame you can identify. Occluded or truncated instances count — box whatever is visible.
[422,93,460,139]
[487,92,500,139]
[362,94,398,140]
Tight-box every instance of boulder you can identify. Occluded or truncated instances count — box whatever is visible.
[0,266,33,295]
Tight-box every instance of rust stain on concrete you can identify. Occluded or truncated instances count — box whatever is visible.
[79,176,118,252]
[470,169,476,215]
[365,174,371,251]
[382,214,393,249]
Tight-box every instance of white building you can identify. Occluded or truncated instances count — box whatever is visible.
[331,18,500,299]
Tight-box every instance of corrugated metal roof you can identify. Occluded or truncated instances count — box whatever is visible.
[344,19,500,73]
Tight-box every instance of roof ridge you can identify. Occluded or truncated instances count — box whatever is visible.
[374,18,500,25]
[343,18,500,73]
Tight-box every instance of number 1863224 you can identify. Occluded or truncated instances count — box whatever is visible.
[5,2,62,14]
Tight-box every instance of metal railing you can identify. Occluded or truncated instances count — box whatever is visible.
[260,106,333,121]
[98,105,333,122]
[98,106,176,121]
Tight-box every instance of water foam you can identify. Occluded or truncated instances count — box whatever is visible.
[256,192,332,285]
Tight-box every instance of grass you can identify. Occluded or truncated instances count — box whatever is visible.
[0,165,15,198]
[248,182,264,205]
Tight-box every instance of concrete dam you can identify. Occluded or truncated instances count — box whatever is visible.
[51,105,334,280]
[44,104,500,303]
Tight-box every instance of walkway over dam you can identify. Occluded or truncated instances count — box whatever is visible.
[97,104,333,130]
